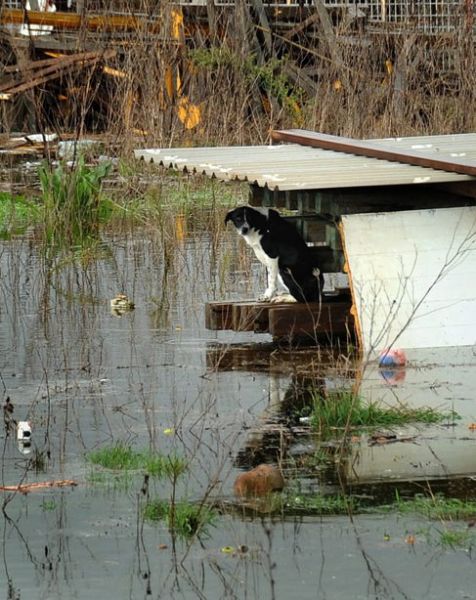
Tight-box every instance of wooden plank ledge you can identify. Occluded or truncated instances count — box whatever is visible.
[268,301,352,340]
[205,299,353,340]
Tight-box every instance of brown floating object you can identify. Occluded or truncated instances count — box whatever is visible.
[233,464,284,497]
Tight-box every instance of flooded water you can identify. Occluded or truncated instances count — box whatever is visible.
[2,194,476,599]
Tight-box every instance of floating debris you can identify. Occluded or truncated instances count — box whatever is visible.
[378,349,407,368]
[233,464,284,497]
[110,293,135,316]
[16,420,32,441]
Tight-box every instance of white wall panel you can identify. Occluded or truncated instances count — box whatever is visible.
[341,207,476,355]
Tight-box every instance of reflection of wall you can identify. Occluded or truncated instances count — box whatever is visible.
[346,348,476,484]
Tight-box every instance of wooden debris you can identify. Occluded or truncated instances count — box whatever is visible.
[282,12,320,40]
[0,480,78,494]
[0,49,116,101]
[0,8,161,33]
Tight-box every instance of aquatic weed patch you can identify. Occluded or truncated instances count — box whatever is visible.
[436,528,475,549]
[0,192,40,237]
[144,499,217,539]
[86,470,134,491]
[280,491,358,515]
[310,390,448,433]
[392,494,476,521]
[87,444,188,479]
[372,493,476,550]
[39,156,112,248]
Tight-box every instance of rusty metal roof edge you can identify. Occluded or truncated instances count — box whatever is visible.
[271,129,476,177]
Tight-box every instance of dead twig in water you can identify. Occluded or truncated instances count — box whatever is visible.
[0,480,78,494]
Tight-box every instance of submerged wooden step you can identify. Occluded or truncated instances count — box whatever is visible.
[205,298,353,340]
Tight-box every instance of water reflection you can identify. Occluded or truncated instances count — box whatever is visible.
[1,217,476,599]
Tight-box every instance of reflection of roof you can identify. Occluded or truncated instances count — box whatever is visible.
[135,133,476,192]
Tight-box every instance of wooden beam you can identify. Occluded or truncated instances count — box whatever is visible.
[271,129,476,178]
[0,50,115,98]
[282,11,320,40]
[0,8,161,32]
[205,298,353,342]
[205,301,235,330]
[268,302,352,340]
[250,0,272,56]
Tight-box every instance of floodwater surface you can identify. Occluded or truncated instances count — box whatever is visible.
[1,202,476,600]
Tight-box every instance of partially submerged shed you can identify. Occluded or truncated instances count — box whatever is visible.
[135,131,476,356]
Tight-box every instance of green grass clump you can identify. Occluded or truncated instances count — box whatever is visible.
[143,499,216,539]
[394,494,476,521]
[87,443,187,479]
[437,528,474,549]
[0,192,40,238]
[310,391,448,433]
[39,156,112,248]
[280,492,358,515]
[86,470,134,491]
[40,500,57,511]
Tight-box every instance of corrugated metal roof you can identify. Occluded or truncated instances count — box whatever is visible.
[134,133,476,191]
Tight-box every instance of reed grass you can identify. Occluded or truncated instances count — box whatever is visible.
[39,156,112,248]
[280,491,358,515]
[0,192,40,238]
[437,529,474,549]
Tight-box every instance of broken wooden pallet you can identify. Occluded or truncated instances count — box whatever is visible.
[205,299,353,341]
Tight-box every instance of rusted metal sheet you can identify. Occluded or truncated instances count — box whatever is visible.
[340,206,476,356]
[134,133,476,191]
[271,129,476,177]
